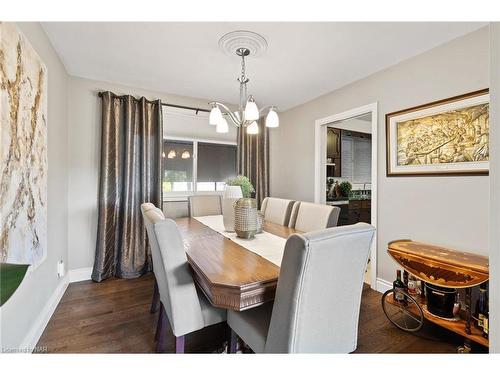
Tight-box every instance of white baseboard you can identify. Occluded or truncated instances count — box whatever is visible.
[376,277,393,293]
[69,267,93,283]
[19,274,69,352]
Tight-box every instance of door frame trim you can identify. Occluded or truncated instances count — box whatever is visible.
[314,102,378,290]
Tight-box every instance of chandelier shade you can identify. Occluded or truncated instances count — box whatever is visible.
[209,105,223,125]
[247,121,259,134]
[265,107,279,128]
[216,117,229,133]
[244,96,259,121]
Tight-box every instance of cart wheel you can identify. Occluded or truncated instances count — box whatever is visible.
[381,289,424,332]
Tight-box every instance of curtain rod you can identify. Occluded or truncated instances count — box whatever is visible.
[97,91,210,114]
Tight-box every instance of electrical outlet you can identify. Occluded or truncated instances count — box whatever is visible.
[57,260,65,278]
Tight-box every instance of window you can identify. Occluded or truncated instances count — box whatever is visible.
[162,139,237,197]
[162,140,194,193]
[197,142,237,192]
[341,134,371,183]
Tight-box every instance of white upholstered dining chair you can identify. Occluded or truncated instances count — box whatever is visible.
[227,222,375,353]
[188,195,222,217]
[141,203,165,314]
[141,207,227,353]
[260,197,296,226]
[288,201,340,232]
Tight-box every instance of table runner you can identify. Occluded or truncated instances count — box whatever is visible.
[193,215,286,266]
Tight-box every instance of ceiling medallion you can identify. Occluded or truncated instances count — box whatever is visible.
[218,30,268,57]
[208,31,278,135]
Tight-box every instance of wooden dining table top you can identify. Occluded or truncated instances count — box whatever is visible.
[175,216,301,311]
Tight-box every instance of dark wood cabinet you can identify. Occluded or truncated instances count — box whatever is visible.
[337,199,371,226]
[327,128,341,159]
[326,128,341,177]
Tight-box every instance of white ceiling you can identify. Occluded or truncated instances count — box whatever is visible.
[42,22,486,110]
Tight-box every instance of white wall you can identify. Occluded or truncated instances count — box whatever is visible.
[163,106,237,142]
[67,77,234,271]
[489,22,499,353]
[270,27,490,285]
[329,117,372,134]
[0,22,69,350]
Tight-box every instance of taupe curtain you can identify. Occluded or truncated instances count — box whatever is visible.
[92,92,163,282]
[237,118,269,207]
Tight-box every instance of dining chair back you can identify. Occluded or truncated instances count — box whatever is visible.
[141,202,164,217]
[141,203,165,314]
[288,201,340,232]
[188,195,222,217]
[143,210,205,337]
[260,197,295,226]
[265,223,375,353]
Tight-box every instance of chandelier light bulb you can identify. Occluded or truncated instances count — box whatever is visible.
[167,150,176,159]
[181,150,191,159]
[247,121,259,134]
[265,108,279,128]
[216,117,229,133]
[209,105,223,125]
[245,96,259,121]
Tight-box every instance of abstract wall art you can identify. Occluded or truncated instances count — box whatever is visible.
[1,22,48,267]
[386,89,489,176]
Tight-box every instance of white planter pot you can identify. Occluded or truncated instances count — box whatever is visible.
[222,198,238,232]
[222,186,243,232]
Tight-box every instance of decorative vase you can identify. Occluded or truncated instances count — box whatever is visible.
[222,185,243,232]
[234,198,258,239]
[256,211,264,234]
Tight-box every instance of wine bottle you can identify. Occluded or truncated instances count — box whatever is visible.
[483,310,489,339]
[393,270,406,303]
[474,282,488,333]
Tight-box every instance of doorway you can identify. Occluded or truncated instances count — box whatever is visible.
[314,103,378,289]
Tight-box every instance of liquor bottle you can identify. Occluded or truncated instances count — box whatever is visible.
[483,309,489,339]
[393,270,406,302]
[474,282,488,333]
[417,280,426,299]
[407,275,417,295]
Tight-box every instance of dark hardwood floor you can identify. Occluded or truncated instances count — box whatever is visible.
[36,273,486,353]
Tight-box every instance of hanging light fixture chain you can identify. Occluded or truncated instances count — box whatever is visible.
[238,53,249,114]
[241,53,246,82]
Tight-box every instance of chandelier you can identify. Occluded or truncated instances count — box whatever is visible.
[208,31,279,135]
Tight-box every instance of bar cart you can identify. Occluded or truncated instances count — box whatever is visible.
[381,239,489,351]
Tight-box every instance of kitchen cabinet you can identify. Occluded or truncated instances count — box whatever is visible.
[336,199,371,226]
[326,128,341,177]
[327,128,341,159]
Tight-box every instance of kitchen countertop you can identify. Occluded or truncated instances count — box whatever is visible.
[326,196,371,206]
[326,200,349,206]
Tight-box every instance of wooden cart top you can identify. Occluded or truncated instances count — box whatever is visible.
[388,240,489,288]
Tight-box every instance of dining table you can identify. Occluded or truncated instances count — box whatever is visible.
[175,215,301,311]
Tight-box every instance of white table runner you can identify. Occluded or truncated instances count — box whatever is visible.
[193,215,286,266]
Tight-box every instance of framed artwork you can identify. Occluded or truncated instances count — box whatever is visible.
[386,89,489,176]
[1,22,48,268]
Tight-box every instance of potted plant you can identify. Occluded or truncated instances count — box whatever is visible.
[225,176,257,238]
[225,175,255,198]
[339,181,352,198]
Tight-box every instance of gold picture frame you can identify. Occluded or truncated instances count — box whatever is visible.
[385,89,489,177]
